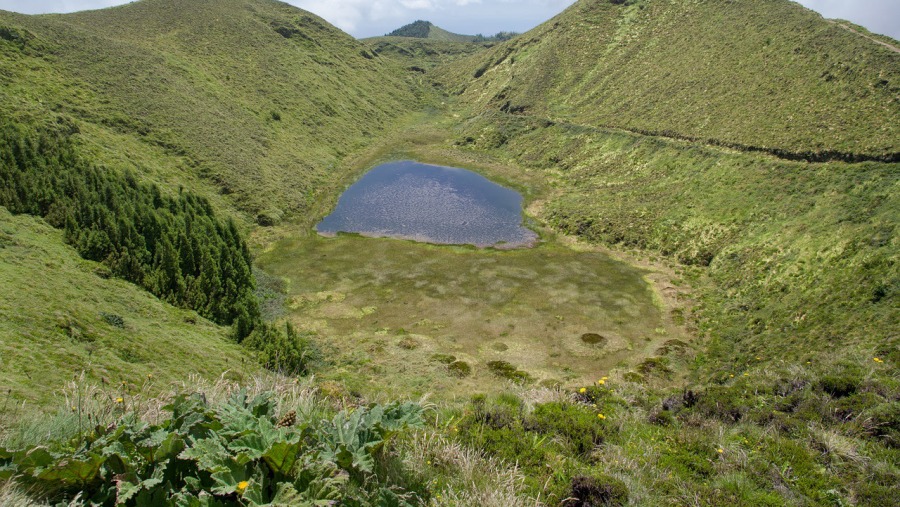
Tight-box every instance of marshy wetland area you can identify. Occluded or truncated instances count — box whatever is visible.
[252,130,693,399]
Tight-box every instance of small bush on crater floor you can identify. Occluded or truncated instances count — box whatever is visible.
[580,333,607,346]
[486,360,533,384]
[398,337,420,350]
[448,360,472,378]
[430,353,456,364]
[637,357,672,378]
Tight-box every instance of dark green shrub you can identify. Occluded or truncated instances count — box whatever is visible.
[99,312,125,328]
[819,374,859,398]
[866,402,900,447]
[581,333,607,346]
[689,385,749,423]
[397,337,420,350]
[649,409,675,426]
[855,482,900,507]
[471,394,519,429]
[637,357,673,379]
[832,392,881,422]
[575,384,613,405]
[526,402,605,455]
[486,360,533,384]
[430,354,456,364]
[243,322,318,375]
[656,435,716,479]
[565,474,629,506]
[448,361,472,378]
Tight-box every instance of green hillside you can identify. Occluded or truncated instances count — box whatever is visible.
[437,0,899,160]
[0,0,421,222]
[1,0,899,505]
[0,207,255,409]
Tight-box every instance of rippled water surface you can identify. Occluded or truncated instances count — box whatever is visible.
[316,161,537,247]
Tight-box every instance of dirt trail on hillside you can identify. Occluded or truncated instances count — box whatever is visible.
[828,20,900,54]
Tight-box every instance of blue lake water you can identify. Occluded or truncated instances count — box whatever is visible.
[316,161,538,248]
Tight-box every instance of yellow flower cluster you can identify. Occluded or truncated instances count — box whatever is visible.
[597,413,606,420]
[237,481,249,494]
[873,357,884,363]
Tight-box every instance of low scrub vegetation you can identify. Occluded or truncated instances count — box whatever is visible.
[1,375,426,505]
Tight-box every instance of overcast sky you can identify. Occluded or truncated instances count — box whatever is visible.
[0,0,897,40]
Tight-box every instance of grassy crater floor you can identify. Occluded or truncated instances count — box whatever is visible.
[255,229,690,399]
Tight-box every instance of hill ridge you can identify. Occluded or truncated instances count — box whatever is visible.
[436,0,899,158]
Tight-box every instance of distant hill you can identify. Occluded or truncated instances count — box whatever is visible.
[386,20,517,43]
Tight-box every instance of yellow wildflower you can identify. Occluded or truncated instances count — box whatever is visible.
[579,387,587,394]
[873,357,883,363]
[597,413,606,420]
[717,449,724,454]
[597,379,606,385]
[115,397,124,404]
[744,373,749,377]
[236,481,249,494]
[729,374,734,378]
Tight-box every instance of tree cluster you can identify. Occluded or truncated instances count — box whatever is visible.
[0,124,260,340]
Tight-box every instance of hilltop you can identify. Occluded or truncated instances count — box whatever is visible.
[384,20,516,43]
[386,20,477,42]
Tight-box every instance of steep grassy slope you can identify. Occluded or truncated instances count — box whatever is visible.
[0,0,421,222]
[0,207,255,409]
[438,0,899,160]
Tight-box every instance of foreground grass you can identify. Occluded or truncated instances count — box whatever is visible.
[4,360,896,506]
[0,373,539,506]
